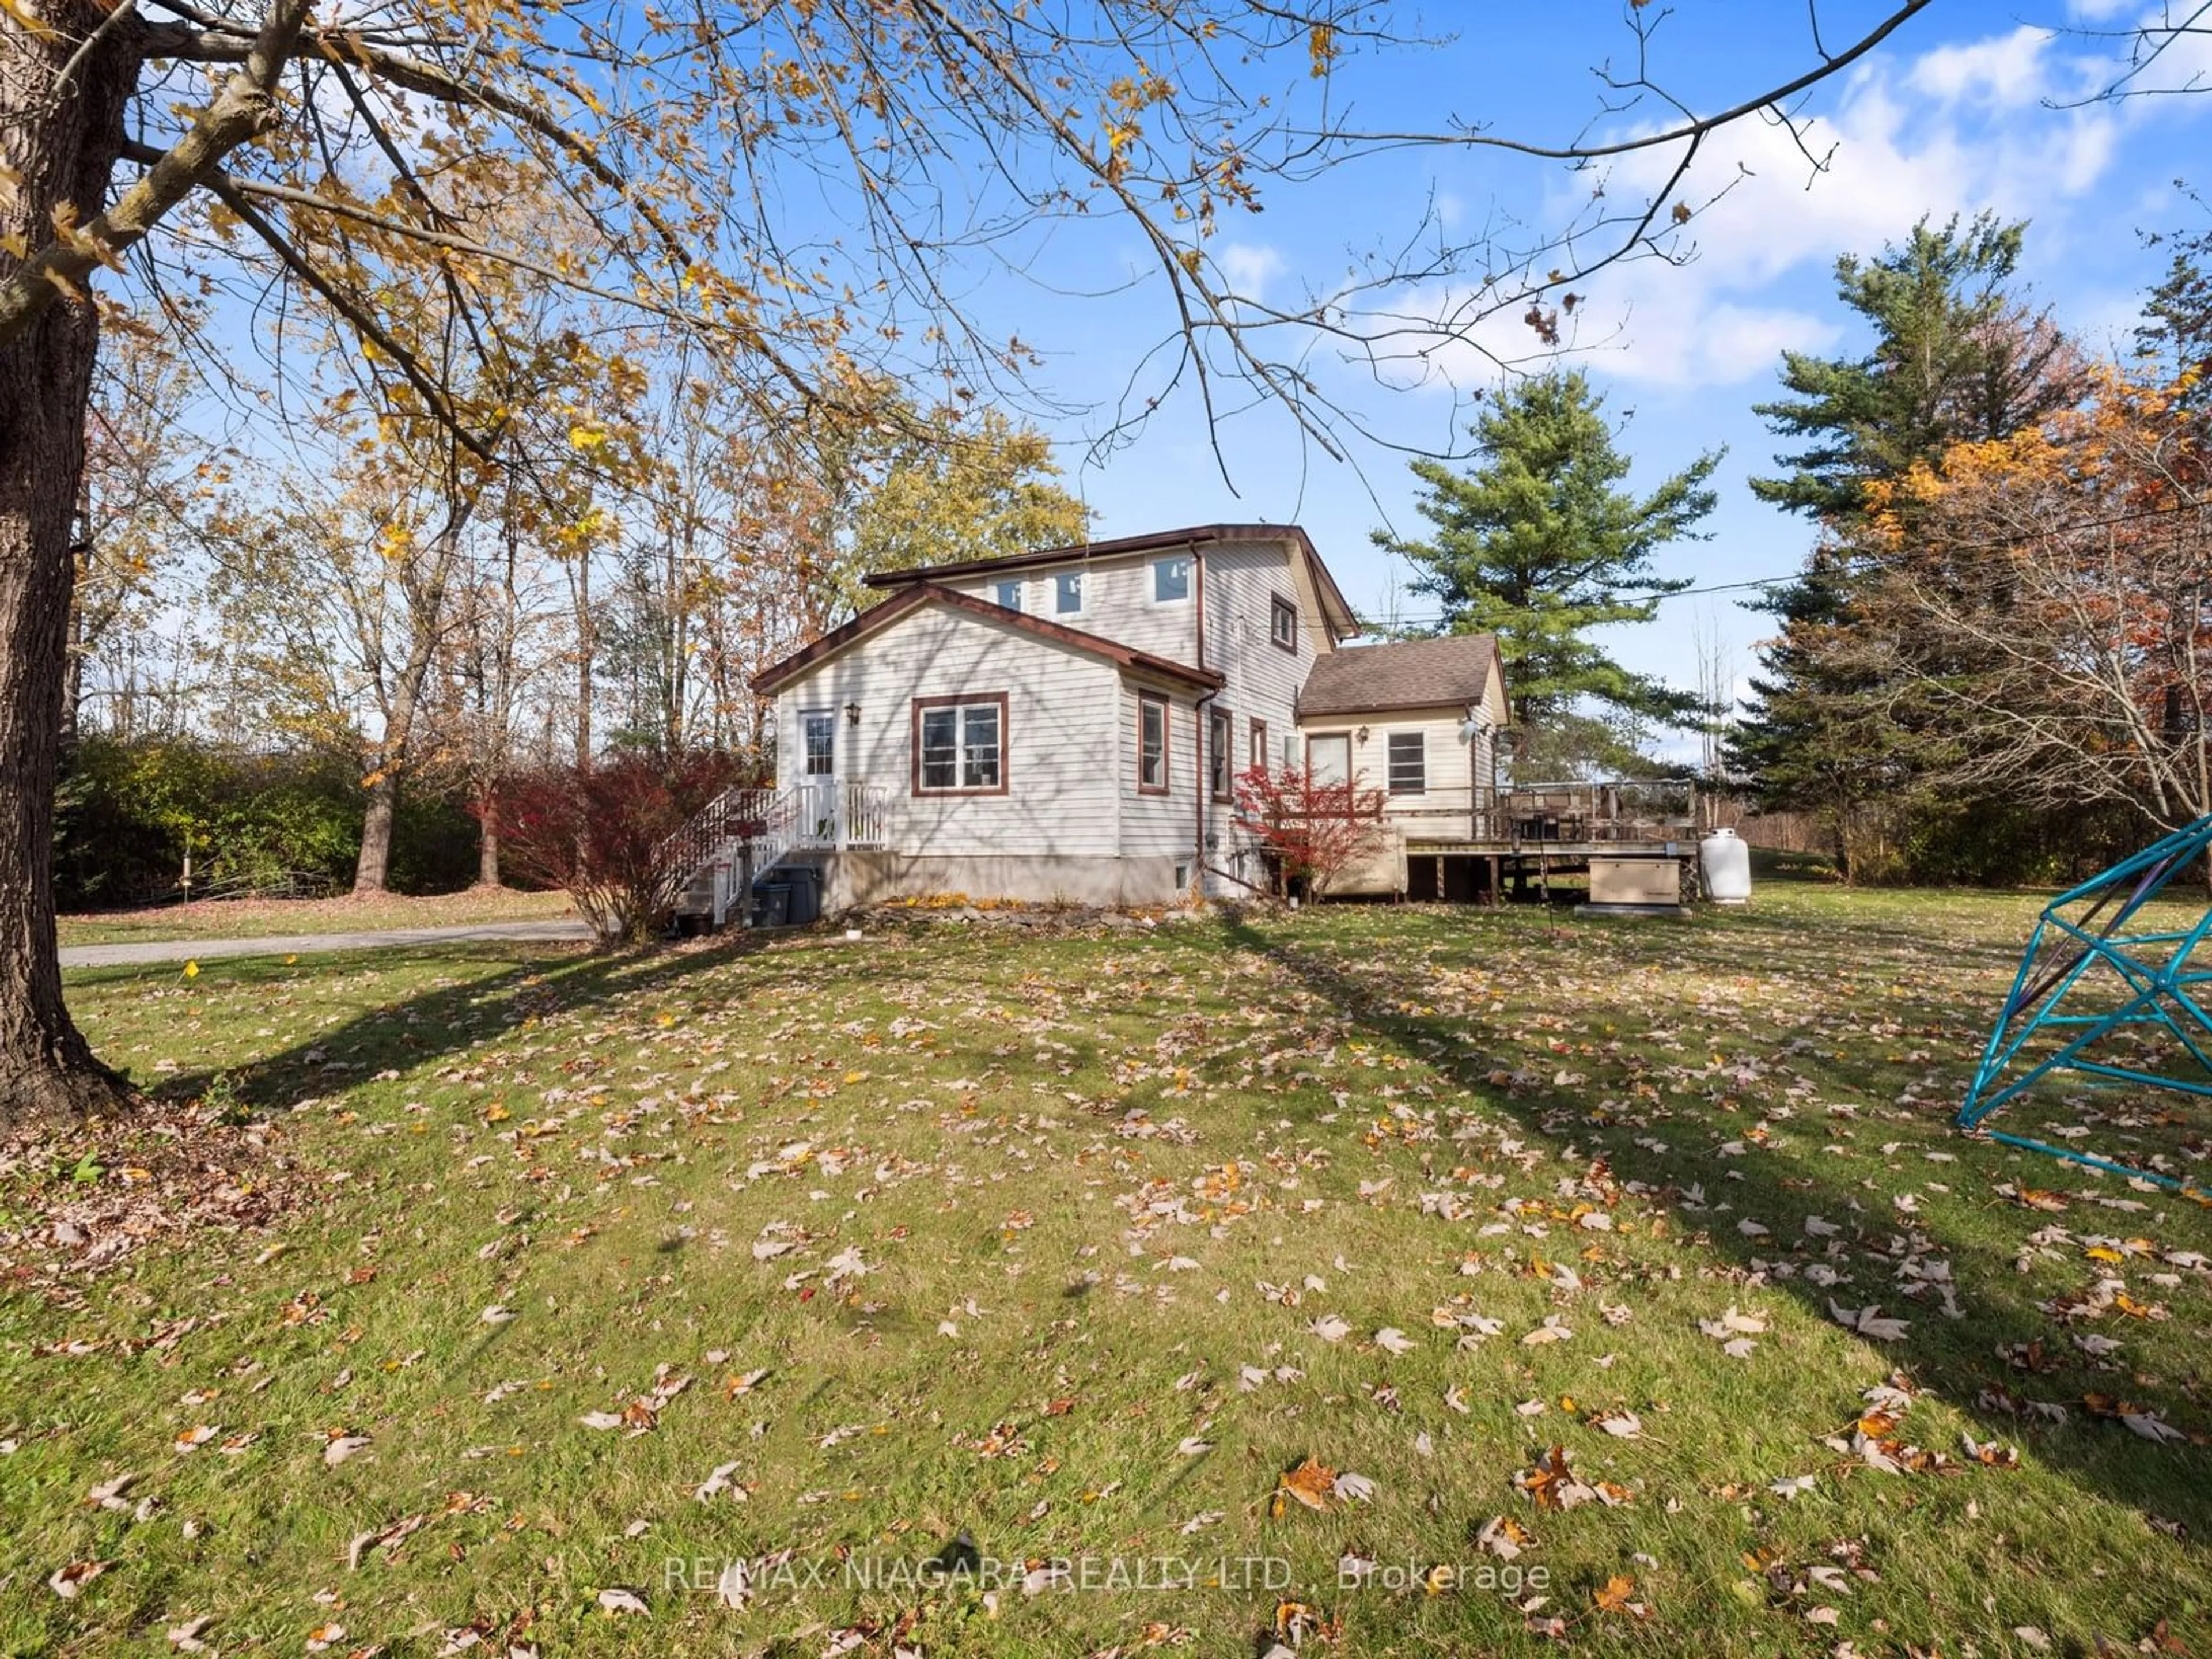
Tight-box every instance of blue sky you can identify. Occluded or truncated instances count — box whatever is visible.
[980,1,2212,738]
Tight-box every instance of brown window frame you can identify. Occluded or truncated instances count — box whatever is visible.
[1136,691,1172,796]
[910,692,1010,797]
[1249,717,1268,781]
[1269,594,1298,653]
[1305,730,1352,785]
[1207,704,1235,803]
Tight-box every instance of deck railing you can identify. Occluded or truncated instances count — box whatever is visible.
[1377,780,1697,845]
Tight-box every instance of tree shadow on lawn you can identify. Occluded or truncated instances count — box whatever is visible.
[1214,908,2212,1537]
[75,931,782,1113]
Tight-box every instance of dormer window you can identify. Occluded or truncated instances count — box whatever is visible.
[1055,571,1083,615]
[994,578,1022,611]
[1270,594,1297,652]
[1153,555,1191,603]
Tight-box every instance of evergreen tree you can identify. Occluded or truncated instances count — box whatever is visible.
[1374,370,1719,775]
[2135,223,2212,456]
[1752,214,2075,524]
[1729,214,2080,876]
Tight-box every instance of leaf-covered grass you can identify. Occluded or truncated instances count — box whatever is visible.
[56,887,576,948]
[7,878,2209,1657]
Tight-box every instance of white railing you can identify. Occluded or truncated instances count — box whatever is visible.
[842,780,887,849]
[669,779,891,924]
[791,778,888,850]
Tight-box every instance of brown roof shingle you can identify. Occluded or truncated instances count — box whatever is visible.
[1297,634,1502,719]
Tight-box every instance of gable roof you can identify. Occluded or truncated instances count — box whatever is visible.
[1297,633,1503,719]
[750,581,1227,698]
[861,523,1361,642]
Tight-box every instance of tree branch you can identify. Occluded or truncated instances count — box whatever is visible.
[0,0,312,349]
[204,177,495,462]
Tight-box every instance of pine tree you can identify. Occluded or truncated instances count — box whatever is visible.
[1730,214,2081,876]
[1374,370,1719,775]
[2135,225,2212,456]
[1751,214,2072,524]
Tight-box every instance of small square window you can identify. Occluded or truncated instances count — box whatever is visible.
[1387,732,1426,795]
[1270,594,1298,652]
[994,578,1022,611]
[1153,555,1191,603]
[1055,571,1083,615]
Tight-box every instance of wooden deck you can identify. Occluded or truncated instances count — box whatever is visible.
[1390,781,1701,902]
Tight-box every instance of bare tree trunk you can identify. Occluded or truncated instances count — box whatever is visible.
[477,795,502,887]
[0,9,137,1119]
[353,521,461,893]
[355,756,403,894]
[572,551,593,769]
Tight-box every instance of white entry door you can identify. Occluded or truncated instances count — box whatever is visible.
[800,709,838,844]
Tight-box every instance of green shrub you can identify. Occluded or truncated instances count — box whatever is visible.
[55,735,488,907]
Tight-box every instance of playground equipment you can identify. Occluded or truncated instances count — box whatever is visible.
[1957,815,2212,1198]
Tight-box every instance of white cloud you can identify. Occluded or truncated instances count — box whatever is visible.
[1310,17,2185,404]
[2069,0,2136,20]
[1908,25,2056,106]
[1495,31,2124,389]
[1216,242,1286,301]
[1591,298,1846,388]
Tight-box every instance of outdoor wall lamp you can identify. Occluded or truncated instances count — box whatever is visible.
[1355,725,1369,743]
[844,702,861,725]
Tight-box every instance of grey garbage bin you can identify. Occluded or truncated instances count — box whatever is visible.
[752,880,791,927]
[782,863,823,925]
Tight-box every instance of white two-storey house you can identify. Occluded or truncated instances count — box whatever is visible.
[737,523,1508,909]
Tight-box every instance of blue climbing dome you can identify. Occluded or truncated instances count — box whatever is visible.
[1957,815,2212,1198]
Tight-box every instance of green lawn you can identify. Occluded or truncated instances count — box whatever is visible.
[5,879,2208,1657]
[56,887,575,948]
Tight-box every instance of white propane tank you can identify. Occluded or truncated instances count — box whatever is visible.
[1699,827,1752,906]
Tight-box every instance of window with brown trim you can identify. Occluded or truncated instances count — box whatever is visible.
[1249,717,1268,782]
[1137,692,1171,795]
[911,693,1009,796]
[1306,732,1351,787]
[1208,706,1234,802]
[1270,594,1298,653]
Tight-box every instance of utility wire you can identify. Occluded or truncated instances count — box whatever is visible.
[1372,497,2211,631]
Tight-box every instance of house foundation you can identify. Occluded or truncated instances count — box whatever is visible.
[790,850,1188,911]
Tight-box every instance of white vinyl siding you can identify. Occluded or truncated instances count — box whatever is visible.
[1121,681,1199,859]
[831,536,1345,892]
[1292,705,1489,821]
[772,606,1123,857]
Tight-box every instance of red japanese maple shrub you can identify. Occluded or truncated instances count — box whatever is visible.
[1233,763,1387,900]
[480,751,738,944]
